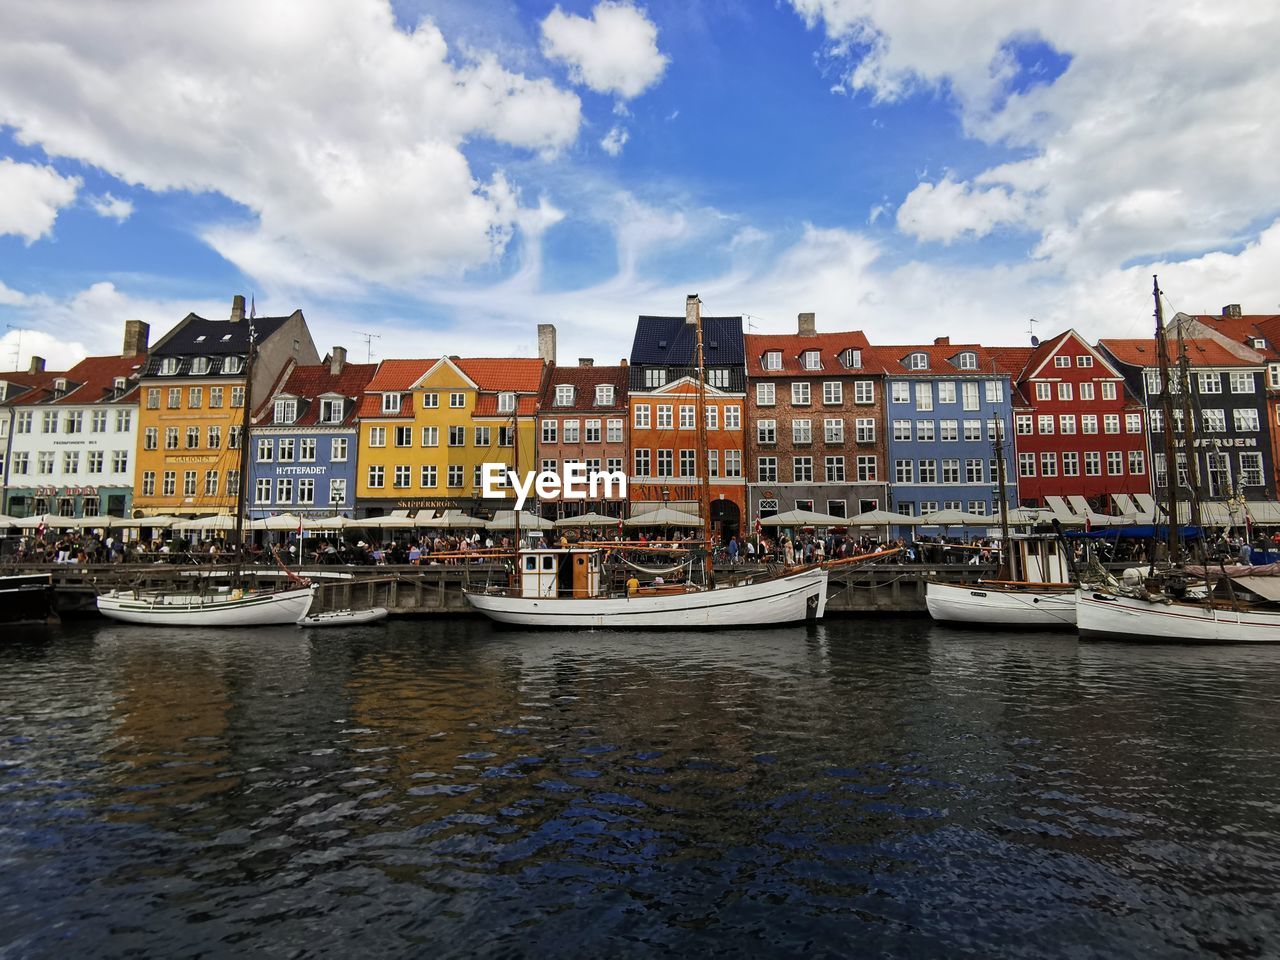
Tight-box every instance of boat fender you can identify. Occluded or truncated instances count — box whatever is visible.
[232,588,243,600]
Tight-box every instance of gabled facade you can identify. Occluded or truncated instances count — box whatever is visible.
[744,314,888,524]
[0,358,68,515]
[628,297,747,538]
[354,353,547,516]
[876,338,1018,529]
[132,295,319,516]
[993,329,1150,509]
[248,348,376,518]
[535,360,629,519]
[1099,336,1275,503]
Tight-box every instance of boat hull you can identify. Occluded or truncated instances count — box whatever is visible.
[1076,588,1280,643]
[0,574,55,624]
[926,581,1076,628]
[96,585,316,627]
[465,567,829,628]
[297,607,389,627]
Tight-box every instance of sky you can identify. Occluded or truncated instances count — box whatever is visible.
[1,0,1278,372]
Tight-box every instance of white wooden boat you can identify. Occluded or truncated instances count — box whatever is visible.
[96,584,316,627]
[926,579,1076,628]
[465,548,828,628]
[1076,583,1280,643]
[297,606,388,627]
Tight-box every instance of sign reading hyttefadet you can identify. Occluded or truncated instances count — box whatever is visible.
[481,463,626,511]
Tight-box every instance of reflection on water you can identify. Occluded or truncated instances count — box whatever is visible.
[2,619,1279,957]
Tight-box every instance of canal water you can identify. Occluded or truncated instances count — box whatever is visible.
[1,619,1278,958]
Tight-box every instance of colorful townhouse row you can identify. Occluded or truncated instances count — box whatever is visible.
[2,295,1278,542]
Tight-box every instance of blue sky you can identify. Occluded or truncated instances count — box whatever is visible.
[1,0,1278,371]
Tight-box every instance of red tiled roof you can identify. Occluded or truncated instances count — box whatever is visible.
[474,395,539,417]
[744,332,874,376]
[456,358,545,392]
[537,364,628,412]
[364,358,432,392]
[988,345,1037,378]
[866,342,1007,375]
[51,354,146,405]
[257,360,378,426]
[0,368,69,405]
[356,395,415,419]
[1186,313,1280,361]
[1099,337,1259,368]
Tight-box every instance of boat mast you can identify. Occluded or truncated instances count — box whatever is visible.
[1174,323,1204,553]
[992,401,1014,579]
[512,395,521,553]
[231,320,257,577]
[693,295,715,588]
[1152,275,1182,564]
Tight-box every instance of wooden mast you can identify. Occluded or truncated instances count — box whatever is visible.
[230,315,257,578]
[1152,275,1182,563]
[992,399,1014,579]
[692,295,715,588]
[1174,323,1205,549]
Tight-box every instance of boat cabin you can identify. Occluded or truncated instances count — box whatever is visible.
[1009,535,1072,584]
[517,548,604,599]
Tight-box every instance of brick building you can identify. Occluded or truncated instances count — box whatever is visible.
[535,359,629,519]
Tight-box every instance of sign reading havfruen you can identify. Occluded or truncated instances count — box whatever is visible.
[481,463,626,511]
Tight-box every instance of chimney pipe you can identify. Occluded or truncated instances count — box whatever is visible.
[685,294,700,325]
[579,358,594,367]
[797,312,816,336]
[122,319,150,358]
[330,346,347,376]
[934,336,950,346]
[537,323,556,364]
[230,294,246,323]
[28,356,45,374]
[1222,304,1242,318]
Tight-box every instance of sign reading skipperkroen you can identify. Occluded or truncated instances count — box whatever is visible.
[480,463,626,511]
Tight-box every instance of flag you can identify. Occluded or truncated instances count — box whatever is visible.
[1084,516,1092,533]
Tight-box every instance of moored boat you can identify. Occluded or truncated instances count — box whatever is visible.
[926,577,1076,628]
[1076,581,1280,643]
[297,606,389,627]
[97,584,316,627]
[0,573,55,624]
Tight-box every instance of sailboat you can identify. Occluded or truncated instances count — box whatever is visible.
[1075,277,1280,643]
[925,405,1078,628]
[465,296,840,628]
[97,315,316,627]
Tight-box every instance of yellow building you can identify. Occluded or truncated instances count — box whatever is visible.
[132,296,318,516]
[355,356,547,516]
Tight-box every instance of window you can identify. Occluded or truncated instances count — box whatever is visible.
[724,450,742,477]
[185,426,199,449]
[225,470,239,495]
[706,368,731,389]
[857,456,878,482]
[940,420,958,442]
[448,425,466,446]
[1084,451,1101,476]
[41,411,58,434]
[1035,382,1051,401]
[965,458,984,483]
[826,456,847,482]
[1234,408,1260,432]
[275,476,293,502]
[918,459,937,483]
[936,381,955,404]
[823,382,842,405]
[228,426,242,449]
[756,419,776,444]
[1038,415,1054,435]
[255,478,272,503]
[1014,415,1032,436]
[204,471,218,497]
[143,427,158,450]
[1081,414,1098,434]
[1230,371,1255,394]
[677,406,695,430]
[257,438,273,462]
[379,393,401,414]
[561,419,579,443]
[555,384,574,406]
[1040,452,1058,477]
[792,419,812,444]
[802,350,821,370]
[273,398,295,422]
[393,465,411,488]
[112,450,128,473]
[1078,382,1095,402]
[36,451,54,475]
[207,425,222,449]
[329,478,347,505]
[395,426,412,447]
[964,420,982,441]
[793,457,813,482]
[1057,382,1073,401]
[368,466,385,488]
[916,420,935,442]
[224,356,244,375]
[957,352,977,370]
[1202,409,1227,433]
[895,459,913,483]
[607,457,623,473]
[368,426,386,447]
[909,353,928,370]
[657,405,673,429]
[295,478,314,505]
[298,438,316,462]
[605,418,623,443]
[1103,414,1120,434]
[1107,451,1124,476]
[332,437,349,461]
[141,471,155,496]
[1128,451,1146,475]
[1101,381,1117,401]
[892,419,911,441]
[1239,452,1264,487]
[791,382,811,405]
[1125,413,1142,433]
[680,449,697,477]
[1055,355,1071,368]
[897,501,915,517]
[594,385,613,406]
[62,450,80,473]
[167,388,181,409]
[824,418,844,443]
[725,406,740,429]
[1059,414,1077,434]
[985,381,1003,403]
[146,388,160,410]
[644,368,667,388]
[165,426,179,449]
[705,407,718,430]
[841,348,862,369]
[707,450,719,478]
[62,411,83,434]
[764,351,782,370]
[757,456,778,482]
[210,387,224,408]
[1057,451,1077,476]
[633,404,650,429]
[158,357,179,375]
[892,382,909,404]
[634,448,650,475]
[656,449,673,477]
[421,392,439,409]
[88,410,106,433]
[231,386,244,408]
[855,418,875,443]
[756,382,776,406]
[449,392,465,408]
[1198,372,1222,394]
[854,381,874,404]
[940,459,959,484]
[1270,364,1280,390]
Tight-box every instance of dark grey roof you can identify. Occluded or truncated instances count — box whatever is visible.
[153,314,291,357]
[629,316,745,366]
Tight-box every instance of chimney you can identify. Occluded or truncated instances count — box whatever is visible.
[620,358,628,367]
[797,312,816,336]
[122,319,150,358]
[579,358,594,367]
[537,323,556,364]
[28,356,45,374]
[1223,304,1242,318]
[230,294,246,323]
[330,346,347,376]
[934,336,950,346]
[685,294,700,325]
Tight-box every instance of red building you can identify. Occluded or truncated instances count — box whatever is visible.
[535,360,629,519]
[992,329,1150,510]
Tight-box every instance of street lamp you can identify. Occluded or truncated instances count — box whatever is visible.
[662,487,670,504]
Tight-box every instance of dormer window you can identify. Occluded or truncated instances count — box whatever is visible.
[159,357,180,375]
[113,377,127,392]
[53,378,68,393]
[319,398,344,423]
[956,352,977,370]
[764,351,782,370]
[223,356,244,375]
[1252,338,1268,350]
[840,348,862,369]
[802,350,822,370]
[190,357,211,375]
[555,385,574,406]
[497,392,516,414]
[909,353,929,370]
[274,398,297,423]
[382,393,402,414]
[595,384,614,406]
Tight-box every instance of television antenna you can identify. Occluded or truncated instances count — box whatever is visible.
[5,325,21,372]
[353,331,382,363]
[1027,317,1039,347]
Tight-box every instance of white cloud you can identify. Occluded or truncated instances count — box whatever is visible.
[600,125,630,156]
[541,2,668,99]
[0,1,582,289]
[89,192,133,223]
[789,1,1280,268]
[0,159,80,243]
[896,175,1025,243]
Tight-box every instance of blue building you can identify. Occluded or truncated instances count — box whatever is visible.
[248,348,376,519]
[878,339,1018,534]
